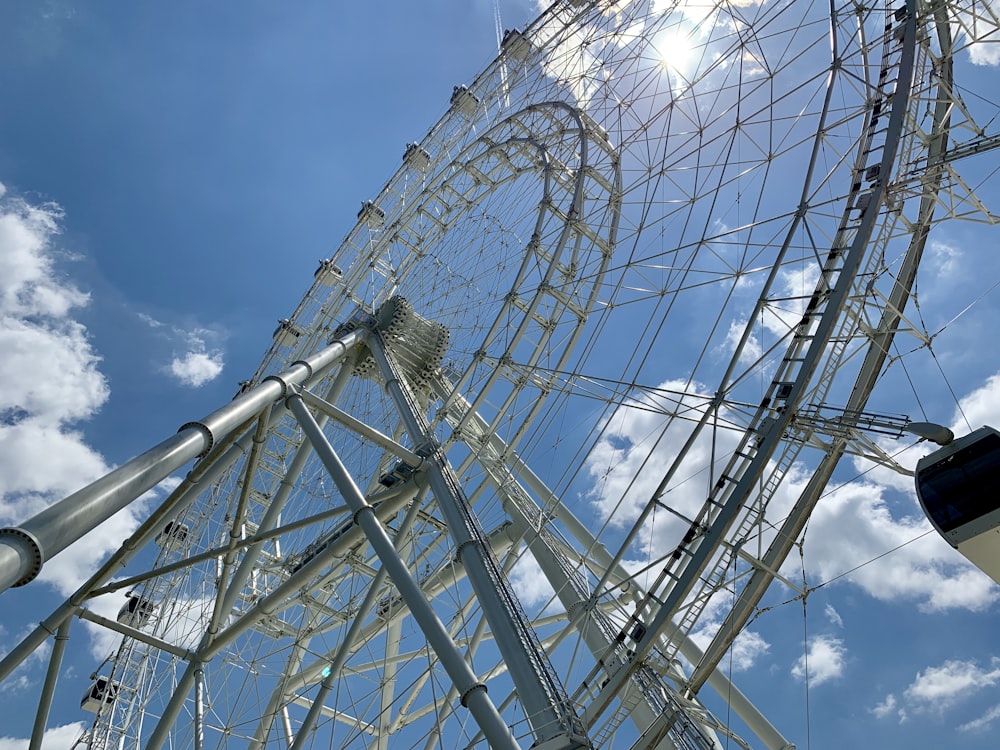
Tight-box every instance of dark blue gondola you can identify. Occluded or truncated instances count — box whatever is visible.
[915,425,1000,584]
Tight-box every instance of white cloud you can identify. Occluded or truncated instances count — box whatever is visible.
[803,480,998,612]
[140,314,225,387]
[507,547,557,610]
[0,195,108,430]
[0,421,108,521]
[690,623,770,673]
[0,184,226,675]
[969,41,1000,66]
[761,265,821,339]
[872,692,902,721]
[0,186,112,529]
[585,379,729,537]
[688,591,771,672]
[170,350,224,387]
[38,475,180,601]
[954,5,1000,67]
[953,371,1000,430]
[823,603,843,628]
[928,239,961,278]
[582,369,1000,663]
[791,634,846,686]
[959,703,1000,733]
[904,657,1000,713]
[0,722,88,750]
[0,185,179,639]
[583,374,998,615]
[722,318,763,369]
[725,628,769,671]
[818,370,1000,613]
[874,658,1000,727]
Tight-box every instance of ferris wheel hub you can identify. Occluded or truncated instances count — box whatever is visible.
[335,296,450,391]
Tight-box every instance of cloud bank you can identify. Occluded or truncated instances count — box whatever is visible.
[0,184,110,524]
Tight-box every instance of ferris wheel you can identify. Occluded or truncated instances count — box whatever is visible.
[0,1,995,748]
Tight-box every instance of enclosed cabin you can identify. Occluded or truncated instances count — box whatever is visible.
[915,425,1000,584]
[117,593,156,629]
[81,676,119,714]
[273,319,303,348]
[313,259,344,287]
[402,142,430,172]
[500,28,531,61]
[378,460,417,489]
[357,201,385,229]
[449,85,479,117]
[155,520,191,551]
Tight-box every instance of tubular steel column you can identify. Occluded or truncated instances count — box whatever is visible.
[364,331,589,749]
[284,392,519,750]
[28,619,71,750]
[0,328,366,595]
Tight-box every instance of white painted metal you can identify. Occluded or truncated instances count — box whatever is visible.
[3,2,998,750]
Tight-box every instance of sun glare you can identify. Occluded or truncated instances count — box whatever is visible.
[654,29,695,78]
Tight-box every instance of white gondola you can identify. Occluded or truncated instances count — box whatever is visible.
[402,142,430,172]
[313,259,343,286]
[449,85,479,116]
[155,520,191,550]
[500,28,530,61]
[356,201,386,229]
[117,593,156,629]
[81,677,119,713]
[377,461,416,488]
[272,319,303,347]
[915,425,1000,584]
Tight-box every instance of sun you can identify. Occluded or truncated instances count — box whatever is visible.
[653,29,696,79]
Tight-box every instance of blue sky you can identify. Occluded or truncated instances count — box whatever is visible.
[1,1,1000,749]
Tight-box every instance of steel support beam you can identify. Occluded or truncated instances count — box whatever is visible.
[285,392,520,750]
[0,329,366,594]
[365,331,589,748]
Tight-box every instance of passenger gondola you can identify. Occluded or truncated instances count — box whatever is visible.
[915,425,1000,584]
[81,677,119,713]
[117,593,156,629]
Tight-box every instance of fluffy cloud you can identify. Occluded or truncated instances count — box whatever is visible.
[959,703,1000,733]
[791,634,846,686]
[802,480,997,612]
[872,693,901,721]
[0,185,170,601]
[585,379,729,538]
[904,657,1000,712]
[0,194,109,429]
[44,475,181,660]
[823,603,844,628]
[969,41,1000,67]
[690,619,770,673]
[953,371,1000,429]
[815,370,1000,612]
[580,370,1000,715]
[874,657,1000,726]
[0,186,111,526]
[583,372,999,616]
[0,722,88,750]
[507,547,558,610]
[954,5,1000,67]
[928,239,961,279]
[139,315,225,388]
[170,349,224,387]
[688,590,771,672]
[722,317,763,370]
